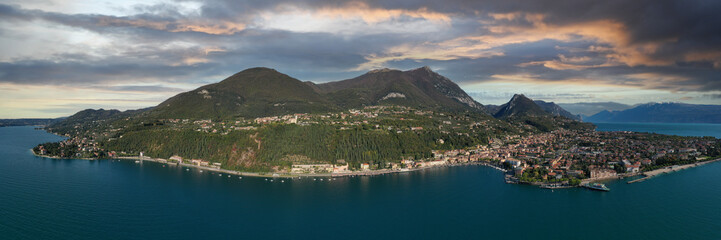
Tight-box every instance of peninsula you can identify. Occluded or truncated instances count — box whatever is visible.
[33,67,721,187]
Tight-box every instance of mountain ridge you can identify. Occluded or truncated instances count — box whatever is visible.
[149,66,486,120]
[585,102,721,123]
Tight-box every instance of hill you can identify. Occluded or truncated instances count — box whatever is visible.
[48,108,150,135]
[314,66,485,112]
[493,94,549,119]
[149,67,337,119]
[585,103,721,123]
[491,94,594,132]
[533,100,581,120]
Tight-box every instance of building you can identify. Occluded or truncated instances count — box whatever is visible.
[590,168,617,179]
[291,164,334,174]
[169,155,183,162]
[360,163,370,171]
[333,164,349,173]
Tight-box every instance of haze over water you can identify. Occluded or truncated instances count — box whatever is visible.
[1,126,720,239]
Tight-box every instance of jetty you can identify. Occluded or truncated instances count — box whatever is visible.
[628,158,721,184]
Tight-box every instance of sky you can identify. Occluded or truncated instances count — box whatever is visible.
[1,0,720,118]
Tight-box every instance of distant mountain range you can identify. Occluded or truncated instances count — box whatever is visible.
[16,66,720,126]
[585,103,721,123]
[0,118,63,127]
[556,102,632,116]
[4,67,589,128]
[533,100,581,121]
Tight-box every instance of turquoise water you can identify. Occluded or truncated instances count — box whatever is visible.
[1,126,721,239]
[595,122,721,138]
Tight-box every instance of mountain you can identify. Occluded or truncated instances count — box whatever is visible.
[150,66,485,120]
[313,66,485,112]
[48,108,150,133]
[0,118,63,127]
[585,102,721,123]
[150,67,337,119]
[493,94,549,119]
[533,100,581,120]
[491,94,594,132]
[556,102,632,116]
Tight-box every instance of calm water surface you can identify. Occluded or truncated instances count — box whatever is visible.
[594,122,721,138]
[1,126,720,239]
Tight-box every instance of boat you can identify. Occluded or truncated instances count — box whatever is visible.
[582,183,610,192]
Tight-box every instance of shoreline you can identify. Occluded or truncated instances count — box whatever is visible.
[30,148,721,187]
[31,150,509,179]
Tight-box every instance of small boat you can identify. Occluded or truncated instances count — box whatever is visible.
[199,170,203,172]
[227,175,230,178]
[239,177,242,179]
[582,182,610,192]
[281,180,285,183]
[134,160,140,163]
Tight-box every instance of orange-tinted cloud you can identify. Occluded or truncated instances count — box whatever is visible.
[96,17,245,35]
[313,1,451,24]
[361,12,677,70]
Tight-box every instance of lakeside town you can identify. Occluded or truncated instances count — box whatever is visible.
[34,105,721,188]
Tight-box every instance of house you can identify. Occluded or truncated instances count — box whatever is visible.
[169,155,183,162]
[360,163,370,171]
[191,159,209,166]
[333,164,350,173]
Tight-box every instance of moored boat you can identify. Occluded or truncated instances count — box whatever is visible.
[583,182,610,191]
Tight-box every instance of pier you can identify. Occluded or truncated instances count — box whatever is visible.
[628,158,721,184]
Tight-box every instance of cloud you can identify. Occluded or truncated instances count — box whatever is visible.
[0,3,246,35]
[702,94,721,99]
[1,0,721,118]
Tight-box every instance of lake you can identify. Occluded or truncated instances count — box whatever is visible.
[1,126,720,239]
[594,122,721,138]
